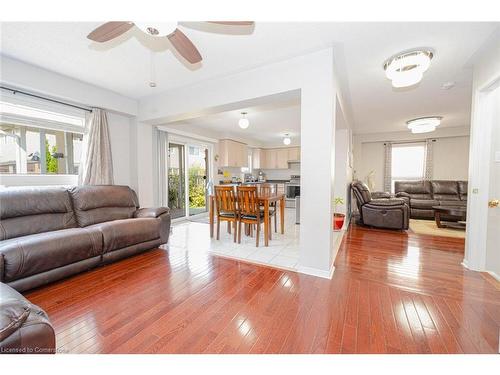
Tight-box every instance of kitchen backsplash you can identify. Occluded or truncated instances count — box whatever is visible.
[216,166,300,182]
[260,167,300,181]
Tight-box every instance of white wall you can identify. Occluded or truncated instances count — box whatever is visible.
[0,57,140,193]
[353,127,470,191]
[139,48,347,277]
[334,128,352,218]
[432,136,470,180]
[107,113,135,188]
[135,122,155,206]
[1,56,137,115]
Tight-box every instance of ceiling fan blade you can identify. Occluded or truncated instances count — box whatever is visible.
[87,22,135,42]
[167,28,202,64]
[207,21,254,26]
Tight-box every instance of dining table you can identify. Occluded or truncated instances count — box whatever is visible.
[209,189,285,247]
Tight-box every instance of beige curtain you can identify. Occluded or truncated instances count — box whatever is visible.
[78,108,114,185]
[383,142,392,192]
[424,139,434,180]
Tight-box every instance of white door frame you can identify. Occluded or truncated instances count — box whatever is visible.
[464,74,500,272]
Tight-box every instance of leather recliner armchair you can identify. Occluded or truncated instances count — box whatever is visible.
[0,282,55,354]
[351,181,409,230]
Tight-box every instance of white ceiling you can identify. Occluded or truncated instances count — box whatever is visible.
[167,98,301,147]
[1,22,498,135]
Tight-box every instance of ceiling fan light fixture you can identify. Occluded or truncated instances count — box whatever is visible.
[134,22,178,36]
[384,50,433,88]
[283,134,291,145]
[407,116,442,134]
[239,112,249,129]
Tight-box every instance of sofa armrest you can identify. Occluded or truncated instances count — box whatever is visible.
[395,192,411,200]
[134,207,171,245]
[372,191,392,199]
[395,192,411,206]
[134,207,170,219]
[368,198,407,207]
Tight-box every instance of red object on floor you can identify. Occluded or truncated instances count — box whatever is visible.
[334,213,345,230]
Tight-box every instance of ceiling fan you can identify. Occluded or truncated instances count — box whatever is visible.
[87,21,254,64]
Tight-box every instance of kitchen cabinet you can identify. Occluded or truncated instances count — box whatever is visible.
[276,149,289,169]
[252,148,262,169]
[259,147,301,169]
[287,147,300,161]
[261,149,274,169]
[218,139,248,168]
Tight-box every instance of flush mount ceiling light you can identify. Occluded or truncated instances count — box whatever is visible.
[283,133,291,145]
[407,116,442,133]
[238,112,249,129]
[384,50,433,88]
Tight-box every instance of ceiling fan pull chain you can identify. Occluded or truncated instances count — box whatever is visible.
[149,50,157,88]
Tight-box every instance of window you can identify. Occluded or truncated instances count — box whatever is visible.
[0,95,86,175]
[391,142,426,192]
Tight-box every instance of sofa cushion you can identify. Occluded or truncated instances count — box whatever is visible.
[0,187,76,241]
[0,228,103,283]
[410,199,439,209]
[439,200,467,207]
[431,181,460,201]
[69,185,139,227]
[394,181,432,199]
[458,181,468,201]
[87,218,160,253]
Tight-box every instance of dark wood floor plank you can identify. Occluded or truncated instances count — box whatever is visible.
[24,223,500,354]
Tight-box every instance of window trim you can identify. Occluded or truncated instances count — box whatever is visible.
[390,141,427,192]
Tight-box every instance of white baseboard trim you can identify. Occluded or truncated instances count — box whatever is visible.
[297,229,346,280]
[487,271,500,282]
[461,258,470,269]
[462,259,500,282]
[297,265,335,279]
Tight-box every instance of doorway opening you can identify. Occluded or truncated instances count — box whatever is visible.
[167,140,210,220]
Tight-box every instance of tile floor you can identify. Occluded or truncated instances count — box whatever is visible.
[169,208,301,270]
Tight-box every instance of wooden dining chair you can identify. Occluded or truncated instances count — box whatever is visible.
[214,185,238,242]
[259,183,278,235]
[237,185,270,247]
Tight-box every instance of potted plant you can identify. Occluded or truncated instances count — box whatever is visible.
[333,197,345,230]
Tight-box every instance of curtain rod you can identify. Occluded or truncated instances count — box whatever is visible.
[382,139,437,146]
[0,86,92,113]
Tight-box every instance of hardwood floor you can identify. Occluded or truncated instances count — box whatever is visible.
[25,224,500,354]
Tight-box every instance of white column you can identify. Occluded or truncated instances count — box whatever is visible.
[298,50,337,277]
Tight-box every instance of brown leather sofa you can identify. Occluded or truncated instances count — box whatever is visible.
[394,180,467,220]
[0,185,171,293]
[0,282,55,354]
[351,181,409,230]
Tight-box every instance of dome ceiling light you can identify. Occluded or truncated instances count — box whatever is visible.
[238,112,249,129]
[407,116,442,134]
[384,50,433,88]
[283,133,291,145]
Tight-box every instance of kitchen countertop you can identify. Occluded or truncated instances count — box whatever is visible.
[218,180,290,185]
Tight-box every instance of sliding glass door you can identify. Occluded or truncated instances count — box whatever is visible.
[187,145,208,216]
[168,143,186,219]
[167,139,210,220]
